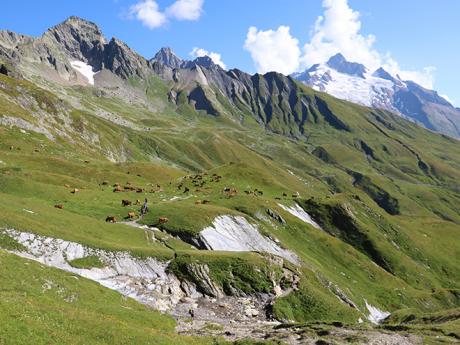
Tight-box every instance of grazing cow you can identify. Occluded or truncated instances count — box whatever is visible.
[202,200,210,204]
[158,217,169,224]
[134,199,141,205]
[113,185,122,192]
[127,211,136,219]
[71,188,79,194]
[105,216,116,223]
[54,204,64,209]
[121,199,132,206]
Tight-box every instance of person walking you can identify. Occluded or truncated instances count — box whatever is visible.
[140,198,148,216]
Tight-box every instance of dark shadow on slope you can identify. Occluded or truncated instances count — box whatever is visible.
[314,96,351,132]
[299,199,393,273]
[188,85,218,116]
[347,170,400,215]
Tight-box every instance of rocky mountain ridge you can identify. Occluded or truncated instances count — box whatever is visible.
[2,16,459,139]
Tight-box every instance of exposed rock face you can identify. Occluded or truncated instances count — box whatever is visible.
[102,37,151,79]
[42,16,106,65]
[4,229,189,311]
[0,16,152,83]
[151,47,184,69]
[184,263,224,298]
[199,215,300,265]
[326,53,367,78]
[278,203,322,230]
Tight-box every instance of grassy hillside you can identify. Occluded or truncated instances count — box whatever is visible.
[1,66,460,343]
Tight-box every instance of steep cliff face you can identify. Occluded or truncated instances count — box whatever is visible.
[0,16,152,83]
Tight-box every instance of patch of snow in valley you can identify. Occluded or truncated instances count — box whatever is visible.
[199,216,300,265]
[4,229,191,311]
[278,203,322,230]
[365,299,391,324]
[70,61,98,85]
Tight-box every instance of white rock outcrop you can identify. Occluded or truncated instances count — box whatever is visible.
[278,203,322,230]
[4,229,192,311]
[365,299,391,324]
[199,215,299,265]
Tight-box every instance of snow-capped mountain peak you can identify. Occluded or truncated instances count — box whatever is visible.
[292,54,460,138]
[326,53,367,78]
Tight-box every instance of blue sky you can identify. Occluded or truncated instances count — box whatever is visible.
[1,0,459,104]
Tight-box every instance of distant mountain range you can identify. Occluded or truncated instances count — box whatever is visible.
[1,16,459,138]
[292,53,460,138]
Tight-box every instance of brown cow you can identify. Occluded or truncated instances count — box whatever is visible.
[54,204,64,209]
[195,200,202,205]
[121,199,132,206]
[127,211,136,219]
[113,185,123,192]
[158,217,169,224]
[105,216,116,223]
[71,188,79,194]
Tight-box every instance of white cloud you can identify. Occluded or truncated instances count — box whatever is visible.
[129,0,167,29]
[302,0,379,70]
[302,0,435,88]
[243,26,301,75]
[129,0,203,29]
[243,0,436,89]
[166,0,203,21]
[190,47,227,69]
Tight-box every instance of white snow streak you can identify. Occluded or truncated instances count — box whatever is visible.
[70,60,98,85]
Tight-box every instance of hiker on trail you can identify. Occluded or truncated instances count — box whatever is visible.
[140,198,148,216]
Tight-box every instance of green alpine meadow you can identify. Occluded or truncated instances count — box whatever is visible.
[0,10,459,345]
